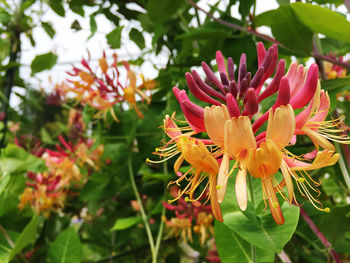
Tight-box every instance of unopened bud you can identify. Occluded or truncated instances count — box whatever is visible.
[245,88,258,115]
[227,57,235,81]
[275,76,290,106]
[226,93,240,117]
[250,66,264,90]
[220,72,229,86]
[229,80,238,98]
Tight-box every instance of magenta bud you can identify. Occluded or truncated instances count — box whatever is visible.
[227,57,235,81]
[275,76,290,106]
[0,112,5,121]
[216,50,226,74]
[223,85,231,93]
[245,88,259,115]
[258,59,285,103]
[237,53,247,90]
[245,72,252,87]
[220,72,229,86]
[250,66,264,90]
[191,70,226,102]
[239,78,248,98]
[290,63,319,109]
[229,80,238,98]
[257,42,266,67]
[185,72,221,106]
[259,44,278,82]
[226,93,240,117]
[182,99,204,119]
[201,62,225,94]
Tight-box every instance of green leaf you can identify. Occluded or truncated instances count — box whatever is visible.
[111,216,141,231]
[10,216,38,259]
[176,27,228,41]
[30,52,57,75]
[68,0,85,16]
[239,0,254,19]
[129,28,145,50]
[47,227,82,263]
[254,6,313,56]
[320,38,350,55]
[41,22,55,38]
[88,14,97,39]
[291,3,350,44]
[221,174,300,253]
[215,221,275,263]
[146,0,185,24]
[49,0,65,16]
[106,27,123,49]
[0,144,46,175]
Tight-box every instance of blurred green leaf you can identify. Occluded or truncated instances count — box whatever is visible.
[30,52,57,75]
[106,27,123,49]
[49,0,65,16]
[41,22,55,39]
[129,28,145,50]
[291,3,350,44]
[255,6,313,56]
[0,144,46,175]
[47,227,82,263]
[111,216,141,231]
[68,0,85,16]
[88,14,97,39]
[320,38,350,55]
[10,216,38,259]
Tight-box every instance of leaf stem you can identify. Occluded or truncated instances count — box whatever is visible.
[335,142,350,190]
[127,154,155,260]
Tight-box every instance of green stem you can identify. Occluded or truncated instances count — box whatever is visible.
[247,175,256,263]
[127,154,155,259]
[335,142,350,190]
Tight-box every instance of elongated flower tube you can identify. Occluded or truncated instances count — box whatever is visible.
[151,42,348,225]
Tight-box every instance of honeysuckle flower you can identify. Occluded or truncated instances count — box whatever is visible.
[64,51,154,121]
[163,186,215,244]
[19,171,65,216]
[152,42,348,225]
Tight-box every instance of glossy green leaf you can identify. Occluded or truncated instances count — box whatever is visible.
[47,227,82,263]
[129,28,145,50]
[30,52,57,75]
[215,221,275,263]
[291,3,350,44]
[88,14,97,39]
[111,216,141,231]
[106,27,123,49]
[221,174,300,253]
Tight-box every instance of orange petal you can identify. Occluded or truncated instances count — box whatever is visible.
[235,169,247,211]
[225,116,256,162]
[209,174,223,222]
[262,177,284,225]
[204,105,230,147]
[302,127,335,151]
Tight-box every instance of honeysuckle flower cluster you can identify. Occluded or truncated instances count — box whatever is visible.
[63,51,156,120]
[162,186,214,245]
[323,55,347,79]
[151,42,350,225]
[19,136,103,215]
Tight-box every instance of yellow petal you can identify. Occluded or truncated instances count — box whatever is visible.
[302,127,335,151]
[266,104,295,148]
[225,116,256,163]
[235,169,247,211]
[290,150,339,171]
[217,152,230,203]
[280,160,294,203]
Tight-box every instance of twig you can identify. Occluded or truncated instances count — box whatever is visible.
[300,208,342,263]
[278,250,292,263]
[186,0,350,69]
